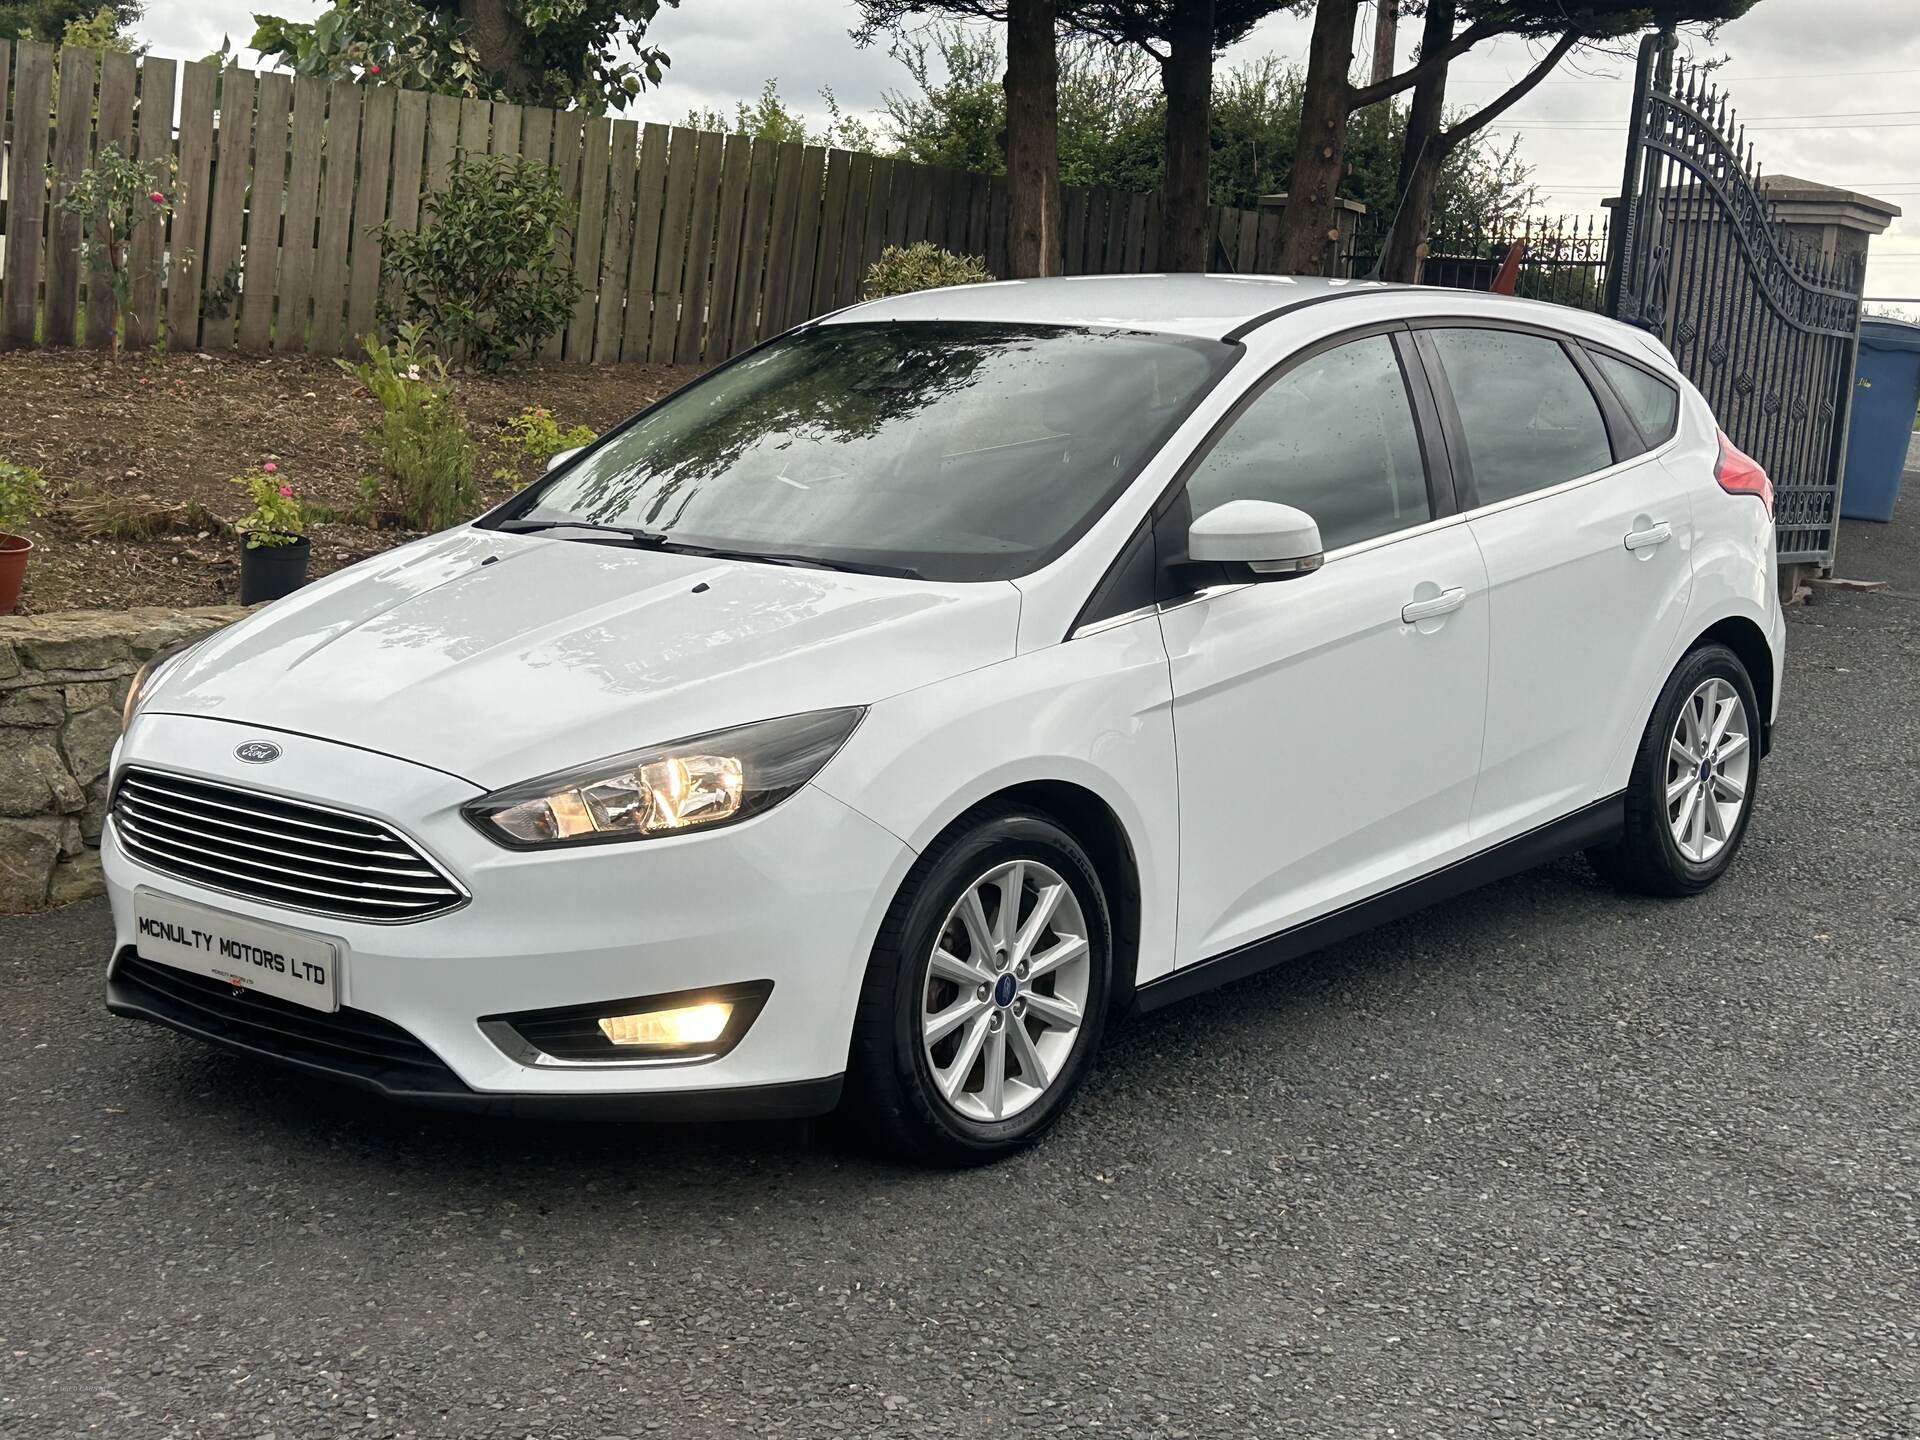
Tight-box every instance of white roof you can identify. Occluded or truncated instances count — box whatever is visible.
[819,273,1678,371]
[825,273,1404,341]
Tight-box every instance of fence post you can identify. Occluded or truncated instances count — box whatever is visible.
[45,48,97,347]
[4,44,53,347]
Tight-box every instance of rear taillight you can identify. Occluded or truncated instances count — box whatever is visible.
[1716,431,1773,514]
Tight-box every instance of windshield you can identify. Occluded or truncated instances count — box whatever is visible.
[494,321,1233,582]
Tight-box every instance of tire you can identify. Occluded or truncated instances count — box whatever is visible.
[840,804,1113,1166]
[1588,642,1762,897]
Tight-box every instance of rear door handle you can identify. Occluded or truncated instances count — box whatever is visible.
[1624,520,1673,551]
[1402,587,1466,624]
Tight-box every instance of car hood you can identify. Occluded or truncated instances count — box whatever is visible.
[145,529,1022,788]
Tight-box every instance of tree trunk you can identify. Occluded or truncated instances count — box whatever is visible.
[1276,0,1359,276]
[458,0,542,101]
[1382,20,1583,283]
[1382,0,1452,283]
[1004,0,1062,278]
[1157,0,1214,272]
[1370,0,1399,86]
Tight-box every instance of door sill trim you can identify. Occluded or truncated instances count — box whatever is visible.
[1133,794,1626,1013]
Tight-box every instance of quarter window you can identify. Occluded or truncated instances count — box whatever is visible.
[1593,351,1680,446]
[1183,333,1432,552]
[1430,328,1614,506]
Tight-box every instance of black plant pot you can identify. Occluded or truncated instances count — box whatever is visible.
[239,534,311,604]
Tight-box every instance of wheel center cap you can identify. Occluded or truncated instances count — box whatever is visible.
[992,973,1018,1007]
[1699,757,1713,784]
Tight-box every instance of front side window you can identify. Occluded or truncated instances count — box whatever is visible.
[1182,333,1432,553]
[1429,327,1614,506]
[498,322,1231,582]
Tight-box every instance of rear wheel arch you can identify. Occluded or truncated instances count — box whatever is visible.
[1690,615,1774,753]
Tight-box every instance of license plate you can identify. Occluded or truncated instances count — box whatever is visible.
[132,889,340,1012]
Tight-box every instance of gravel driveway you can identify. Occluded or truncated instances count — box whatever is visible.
[5,501,1918,1440]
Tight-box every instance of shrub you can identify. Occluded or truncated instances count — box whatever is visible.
[373,154,584,371]
[862,242,993,300]
[339,326,478,531]
[50,142,182,358]
[232,463,306,548]
[0,460,48,535]
[493,406,596,484]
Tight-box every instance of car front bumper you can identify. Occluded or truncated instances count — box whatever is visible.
[103,713,916,1116]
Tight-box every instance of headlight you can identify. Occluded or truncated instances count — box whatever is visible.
[122,636,208,729]
[463,707,864,849]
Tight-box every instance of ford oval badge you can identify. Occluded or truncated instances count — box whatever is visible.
[234,740,282,765]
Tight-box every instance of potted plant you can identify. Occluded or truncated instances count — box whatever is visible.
[0,460,47,615]
[232,462,310,603]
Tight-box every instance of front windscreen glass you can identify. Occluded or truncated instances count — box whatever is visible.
[496,321,1232,581]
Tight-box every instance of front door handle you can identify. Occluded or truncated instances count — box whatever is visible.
[1624,520,1673,552]
[1402,586,1466,624]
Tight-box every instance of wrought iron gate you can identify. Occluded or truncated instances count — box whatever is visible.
[1605,33,1865,568]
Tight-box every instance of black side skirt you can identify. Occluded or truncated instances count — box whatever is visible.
[1133,793,1625,1013]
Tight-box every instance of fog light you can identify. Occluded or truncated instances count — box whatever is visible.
[598,1001,733,1048]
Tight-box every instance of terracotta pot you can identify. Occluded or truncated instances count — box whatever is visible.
[0,532,31,616]
[239,533,311,604]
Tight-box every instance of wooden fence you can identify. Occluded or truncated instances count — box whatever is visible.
[0,43,1296,367]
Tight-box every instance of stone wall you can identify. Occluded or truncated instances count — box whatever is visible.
[0,606,247,912]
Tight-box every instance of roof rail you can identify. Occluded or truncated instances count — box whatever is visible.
[1220,284,1393,344]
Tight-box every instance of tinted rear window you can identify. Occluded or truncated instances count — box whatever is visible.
[1593,351,1680,446]
[1429,328,1614,506]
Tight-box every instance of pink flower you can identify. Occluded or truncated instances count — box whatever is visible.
[262,461,278,474]
[367,62,380,73]
[278,484,293,498]
[149,191,166,205]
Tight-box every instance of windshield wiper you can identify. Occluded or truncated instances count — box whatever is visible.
[659,542,921,579]
[498,521,918,578]
[497,518,668,546]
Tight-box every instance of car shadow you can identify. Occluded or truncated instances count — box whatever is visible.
[122,852,1650,1210]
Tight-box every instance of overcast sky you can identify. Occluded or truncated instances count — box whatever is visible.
[141,0,1920,301]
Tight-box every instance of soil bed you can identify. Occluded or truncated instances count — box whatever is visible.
[0,347,698,614]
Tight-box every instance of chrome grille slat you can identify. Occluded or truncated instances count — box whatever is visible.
[116,804,440,878]
[113,766,465,923]
[118,819,452,896]
[118,827,439,910]
[119,787,418,861]
[123,776,394,843]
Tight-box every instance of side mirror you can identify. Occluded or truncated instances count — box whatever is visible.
[545,446,585,474]
[1187,499,1324,579]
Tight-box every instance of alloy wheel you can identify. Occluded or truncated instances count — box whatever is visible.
[1666,676,1752,864]
[920,859,1091,1123]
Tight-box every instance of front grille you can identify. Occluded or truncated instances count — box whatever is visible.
[111,766,465,922]
[111,950,465,1096]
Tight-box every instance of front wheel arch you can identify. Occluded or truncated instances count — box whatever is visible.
[972,781,1142,1014]
[839,803,1116,1163]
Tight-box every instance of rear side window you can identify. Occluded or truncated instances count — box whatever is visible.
[1429,328,1614,506]
[1592,351,1680,446]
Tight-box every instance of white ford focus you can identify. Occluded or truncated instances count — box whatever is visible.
[105,275,1784,1163]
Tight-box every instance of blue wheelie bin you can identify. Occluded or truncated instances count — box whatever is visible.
[1840,317,1920,522]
